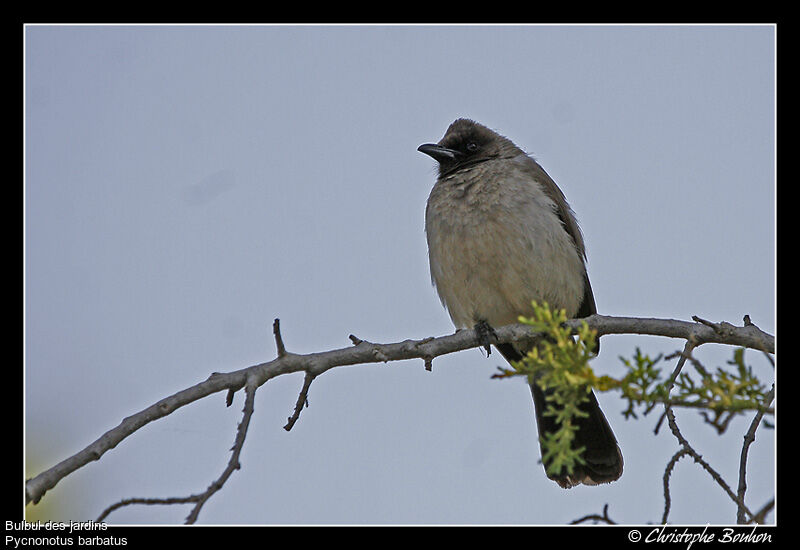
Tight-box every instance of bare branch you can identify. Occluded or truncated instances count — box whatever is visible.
[662,448,691,524]
[749,498,775,525]
[661,344,757,523]
[95,374,261,524]
[570,503,616,525]
[185,374,259,523]
[592,314,773,353]
[737,384,776,524]
[284,371,316,431]
[26,314,775,509]
[273,318,287,357]
[96,496,198,522]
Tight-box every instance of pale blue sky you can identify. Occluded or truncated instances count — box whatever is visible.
[25,24,775,524]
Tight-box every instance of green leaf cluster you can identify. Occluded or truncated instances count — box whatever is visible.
[493,301,600,477]
[616,347,772,427]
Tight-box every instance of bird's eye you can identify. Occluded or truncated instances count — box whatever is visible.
[465,141,479,152]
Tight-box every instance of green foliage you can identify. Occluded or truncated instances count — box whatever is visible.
[493,301,599,477]
[493,302,774,477]
[616,347,772,429]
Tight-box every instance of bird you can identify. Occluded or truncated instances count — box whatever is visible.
[418,118,622,488]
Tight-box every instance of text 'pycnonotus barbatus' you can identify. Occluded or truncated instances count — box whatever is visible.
[419,118,623,488]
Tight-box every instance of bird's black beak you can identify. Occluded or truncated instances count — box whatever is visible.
[417,143,462,163]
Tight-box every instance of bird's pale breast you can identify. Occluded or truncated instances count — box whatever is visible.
[425,157,586,329]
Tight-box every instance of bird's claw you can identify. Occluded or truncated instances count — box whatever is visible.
[474,320,497,356]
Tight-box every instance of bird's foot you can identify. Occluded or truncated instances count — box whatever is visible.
[474,320,497,356]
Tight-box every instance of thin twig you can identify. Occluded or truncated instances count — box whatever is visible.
[665,341,696,392]
[96,496,198,522]
[749,498,775,525]
[185,374,259,523]
[284,372,316,431]
[666,406,755,521]
[737,384,776,524]
[662,448,691,523]
[571,503,616,525]
[662,343,756,523]
[96,374,260,524]
[273,318,287,357]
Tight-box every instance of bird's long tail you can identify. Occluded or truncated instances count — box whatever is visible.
[496,343,623,488]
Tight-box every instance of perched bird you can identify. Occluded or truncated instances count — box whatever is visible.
[419,118,622,488]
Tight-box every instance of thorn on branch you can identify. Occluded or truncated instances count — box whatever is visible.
[349,334,363,346]
[207,370,245,408]
[348,334,389,361]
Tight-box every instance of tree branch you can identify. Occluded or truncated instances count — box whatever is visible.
[737,384,775,524]
[25,314,774,513]
[570,503,616,525]
[662,448,691,523]
[591,314,773,353]
[95,374,260,524]
[660,344,760,524]
[283,371,316,431]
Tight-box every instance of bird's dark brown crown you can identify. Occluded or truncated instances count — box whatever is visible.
[434,119,519,177]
